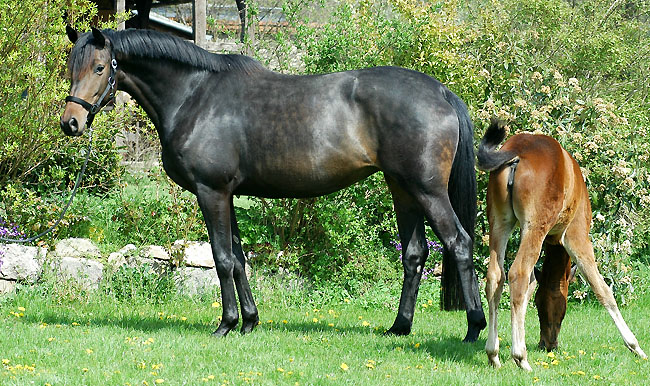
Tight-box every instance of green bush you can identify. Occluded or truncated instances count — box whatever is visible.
[288,0,650,302]
[0,0,126,242]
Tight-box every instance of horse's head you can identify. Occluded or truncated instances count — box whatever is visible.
[534,262,577,352]
[61,26,116,136]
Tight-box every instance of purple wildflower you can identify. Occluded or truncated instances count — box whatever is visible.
[0,218,24,269]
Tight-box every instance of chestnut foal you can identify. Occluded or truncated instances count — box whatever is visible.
[478,120,646,370]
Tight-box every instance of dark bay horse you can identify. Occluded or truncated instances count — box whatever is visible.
[478,120,646,370]
[60,27,486,341]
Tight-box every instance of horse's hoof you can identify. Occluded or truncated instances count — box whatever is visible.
[240,318,259,335]
[384,325,411,336]
[212,329,229,337]
[487,354,501,369]
[513,358,532,372]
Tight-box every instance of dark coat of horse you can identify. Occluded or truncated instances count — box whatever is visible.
[60,27,487,341]
[478,120,646,370]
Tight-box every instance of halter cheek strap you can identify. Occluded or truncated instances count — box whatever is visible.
[65,53,117,127]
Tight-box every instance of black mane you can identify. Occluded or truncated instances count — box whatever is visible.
[69,28,266,75]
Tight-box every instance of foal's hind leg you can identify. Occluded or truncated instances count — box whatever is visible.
[385,178,428,336]
[562,217,647,358]
[230,200,259,334]
[485,217,516,368]
[509,228,547,371]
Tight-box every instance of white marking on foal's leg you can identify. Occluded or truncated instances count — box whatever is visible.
[607,305,647,358]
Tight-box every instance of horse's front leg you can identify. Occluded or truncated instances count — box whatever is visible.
[230,199,259,334]
[196,185,239,336]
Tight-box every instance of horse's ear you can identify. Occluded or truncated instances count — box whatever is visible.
[66,25,78,43]
[91,27,106,48]
[568,265,578,283]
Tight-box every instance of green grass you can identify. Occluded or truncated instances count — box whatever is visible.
[1,278,649,385]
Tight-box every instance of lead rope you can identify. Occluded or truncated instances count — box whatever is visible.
[0,128,94,244]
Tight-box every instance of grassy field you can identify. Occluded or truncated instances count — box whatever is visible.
[1,277,649,386]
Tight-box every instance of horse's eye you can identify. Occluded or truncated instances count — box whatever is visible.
[95,65,105,74]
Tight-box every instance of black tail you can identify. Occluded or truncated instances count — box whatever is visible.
[477,119,517,171]
[444,89,476,244]
[440,88,477,311]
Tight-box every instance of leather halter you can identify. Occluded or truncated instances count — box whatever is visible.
[65,52,117,127]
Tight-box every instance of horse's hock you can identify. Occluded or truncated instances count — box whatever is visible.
[0,238,247,296]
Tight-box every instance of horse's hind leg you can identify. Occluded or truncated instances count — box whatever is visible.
[562,215,647,358]
[485,216,516,368]
[509,228,546,371]
[414,189,486,342]
[385,177,428,336]
[230,199,259,334]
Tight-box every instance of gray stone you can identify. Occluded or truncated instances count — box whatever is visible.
[107,252,127,269]
[174,266,220,296]
[0,244,45,283]
[118,244,137,256]
[0,279,17,294]
[54,238,101,259]
[178,240,214,268]
[141,245,170,261]
[54,256,104,290]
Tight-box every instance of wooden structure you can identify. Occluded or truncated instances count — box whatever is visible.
[95,0,210,48]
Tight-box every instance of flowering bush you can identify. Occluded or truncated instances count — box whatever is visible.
[0,218,24,269]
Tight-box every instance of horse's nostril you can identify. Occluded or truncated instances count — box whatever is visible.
[69,117,79,132]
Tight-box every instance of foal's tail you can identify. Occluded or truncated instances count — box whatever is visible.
[443,88,477,244]
[477,118,518,171]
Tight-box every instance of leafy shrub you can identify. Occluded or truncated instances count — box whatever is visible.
[102,264,177,304]
[287,0,650,302]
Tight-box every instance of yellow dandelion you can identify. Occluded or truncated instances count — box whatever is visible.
[576,370,586,376]
[328,323,334,327]
[48,337,55,342]
[155,379,164,384]
[267,320,273,324]
[414,343,421,348]
[211,302,220,308]
[17,306,25,312]
[180,316,187,321]
[207,375,215,379]
[86,349,93,354]
[579,350,586,355]
[312,318,319,323]
[533,377,540,383]
[340,363,349,371]
[152,363,163,370]
[277,368,285,372]
[362,321,370,327]
[593,375,601,380]
[551,359,559,365]
[366,362,375,369]
[344,298,350,303]
[546,352,555,358]
[2,359,10,365]
[82,368,89,372]
[283,320,288,324]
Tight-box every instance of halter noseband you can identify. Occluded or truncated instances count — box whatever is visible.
[65,52,117,127]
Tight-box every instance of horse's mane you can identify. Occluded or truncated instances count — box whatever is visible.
[69,29,266,75]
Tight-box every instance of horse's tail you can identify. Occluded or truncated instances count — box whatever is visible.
[444,88,477,243]
[477,118,517,171]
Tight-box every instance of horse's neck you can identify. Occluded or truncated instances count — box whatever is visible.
[116,56,209,141]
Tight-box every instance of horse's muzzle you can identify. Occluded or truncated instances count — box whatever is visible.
[61,117,84,137]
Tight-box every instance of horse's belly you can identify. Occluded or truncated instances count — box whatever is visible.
[234,165,379,198]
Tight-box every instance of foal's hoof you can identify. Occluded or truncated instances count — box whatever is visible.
[212,320,238,337]
[487,354,501,369]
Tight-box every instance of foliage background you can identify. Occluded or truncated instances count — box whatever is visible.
[1,0,649,304]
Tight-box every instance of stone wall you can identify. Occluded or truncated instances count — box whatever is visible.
[0,238,245,296]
